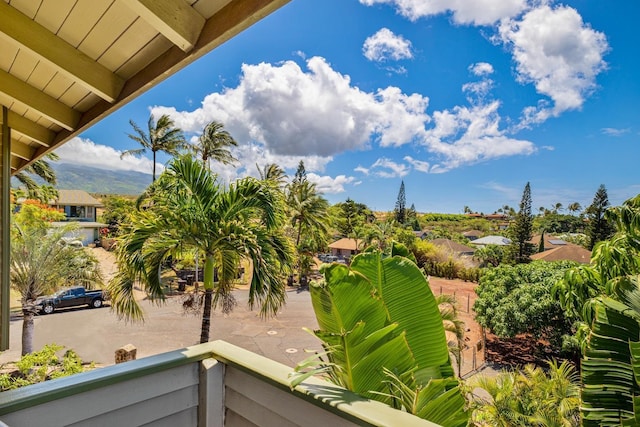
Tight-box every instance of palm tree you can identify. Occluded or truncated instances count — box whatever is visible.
[287,180,329,247]
[436,293,466,376]
[192,121,238,171]
[11,212,103,355]
[257,163,287,186]
[108,155,293,343]
[121,114,186,181]
[13,153,59,201]
[567,202,582,215]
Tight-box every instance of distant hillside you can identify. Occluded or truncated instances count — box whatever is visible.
[52,163,151,195]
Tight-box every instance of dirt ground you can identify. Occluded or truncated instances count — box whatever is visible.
[428,277,485,377]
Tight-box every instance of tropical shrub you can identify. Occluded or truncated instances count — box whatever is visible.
[0,344,90,390]
[474,260,578,353]
[469,360,580,426]
[553,194,640,425]
[292,246,469,426]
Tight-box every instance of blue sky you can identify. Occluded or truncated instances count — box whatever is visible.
[55,0,640,214]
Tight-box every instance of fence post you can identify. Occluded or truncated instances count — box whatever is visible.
[467,294,470,313]
[472,347,477,371]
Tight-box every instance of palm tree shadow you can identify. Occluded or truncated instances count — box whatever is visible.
[300,383,368,406]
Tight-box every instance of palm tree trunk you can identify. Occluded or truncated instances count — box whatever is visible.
[22,308,35,355]
[152,150,157,182]
[199,255,215,343]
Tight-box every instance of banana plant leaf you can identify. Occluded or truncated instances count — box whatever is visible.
[350,251,453,381]
[581,297,640,426]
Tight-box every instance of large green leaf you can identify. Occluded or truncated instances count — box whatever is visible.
[350,251,453,380]
[581,297,640,426]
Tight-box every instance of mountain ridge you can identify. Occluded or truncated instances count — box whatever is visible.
[52,163,151,195]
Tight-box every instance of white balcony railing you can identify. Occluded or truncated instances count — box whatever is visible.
[0,341,440,426]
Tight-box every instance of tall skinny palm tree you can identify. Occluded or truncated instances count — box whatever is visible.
[192,121,238,171]
[109,155,293,343]
[121,114,186,181]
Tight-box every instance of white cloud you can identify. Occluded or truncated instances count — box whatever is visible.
[354,165,370,175]
[369,158,410,178]
[153,57,429,158]
[54,137,162,175]
[363,28,413,62]
[422,101,536,171]
[404,156,430,173]
[469,62,494,76]
[359,0,527,25]
[498,5,609,125]
[602,127,630,137]
[153,56,536,176]
[307,173,357,194]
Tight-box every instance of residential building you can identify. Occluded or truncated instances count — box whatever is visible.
[50,190,106,245]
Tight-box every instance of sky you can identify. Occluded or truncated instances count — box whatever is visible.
[54,0,640,214]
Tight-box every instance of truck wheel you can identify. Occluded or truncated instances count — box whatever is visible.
[42,304,54,315]
[91,298,103,309]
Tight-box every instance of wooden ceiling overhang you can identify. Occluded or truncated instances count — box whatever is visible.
[0,0,290,173]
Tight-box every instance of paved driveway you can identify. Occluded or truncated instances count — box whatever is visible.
[0,288,321,368]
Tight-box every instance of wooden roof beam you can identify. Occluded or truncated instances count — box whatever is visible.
[7,112,54,147]
[0,1,125,103]
[0,70,80,131]
[10,140,35,161]
[121,0,205,52]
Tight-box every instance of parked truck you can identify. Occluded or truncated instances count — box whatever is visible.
[35,286,106,314]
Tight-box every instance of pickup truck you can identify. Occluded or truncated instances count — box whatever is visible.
[35,287,106,314]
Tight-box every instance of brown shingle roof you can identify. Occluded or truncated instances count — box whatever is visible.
[431,238,476,254]
[530,244,591,264]
[328,238,361,251]
[53,190,103,207]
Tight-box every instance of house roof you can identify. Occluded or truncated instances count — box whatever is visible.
[462,229,483,238]
[53,190,103,207]
[470,235,512,246]
[1,0,289,175]
[328,238,361,251]
[530,244,591,264]
[431,238,476,254]
[528,234,568,249]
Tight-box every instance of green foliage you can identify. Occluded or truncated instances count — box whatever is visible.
[469,360,580,426]
[394,180,406,225]
[586,184,616,250]
[507,182,535,263]
[473,244,506,268]
[332,198,373,237]
[0,344,88,391]
[292,249,468,425]
[552,194,640,425]
[474,261,578,351]
[533,213,584,234]
[99,195,135,235]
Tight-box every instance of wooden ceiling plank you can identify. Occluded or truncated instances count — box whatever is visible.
[6,111,55,147]
[120,0,205,52]
[80,3,138,60]
[10,139,35,161]
[34,0,76,35]
[0,1,125,102]
[99,18,159,72]
[58,0,114,48]
[0,69,79,131]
